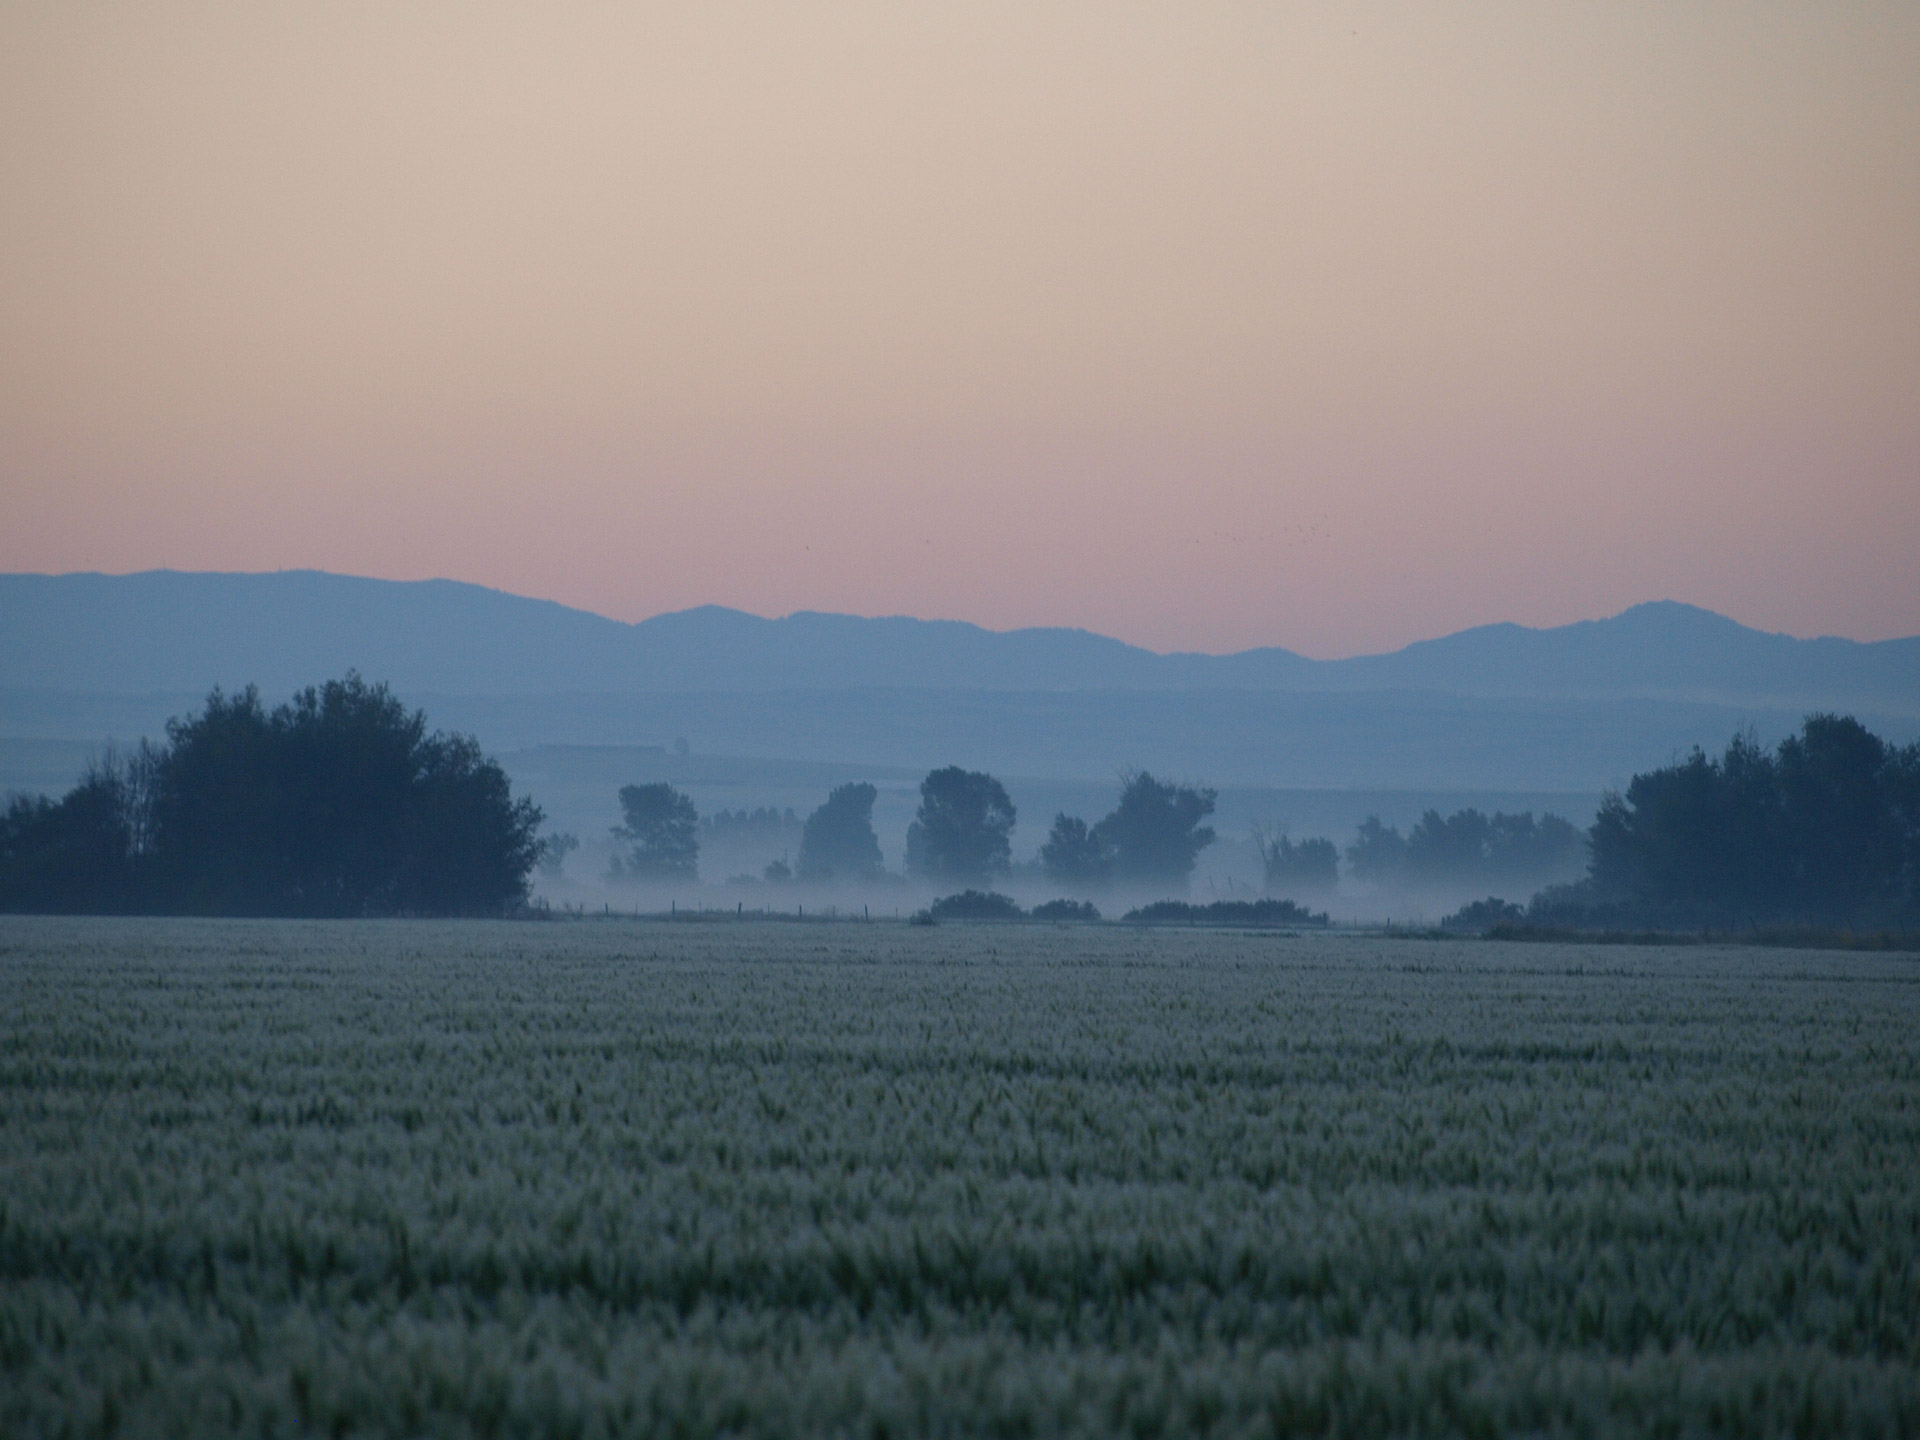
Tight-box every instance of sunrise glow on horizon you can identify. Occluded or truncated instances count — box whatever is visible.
[3,3,1916,658]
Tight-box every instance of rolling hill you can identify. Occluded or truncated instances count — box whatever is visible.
[4,570,1915,712]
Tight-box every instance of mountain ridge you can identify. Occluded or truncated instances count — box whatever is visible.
[2,570,1915,714]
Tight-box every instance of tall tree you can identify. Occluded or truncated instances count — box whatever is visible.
[797,782,884,880]
[1039,813,1112,887]
[1093,772,1216,887]
[611,783,699,880]
[906,767,1015,884]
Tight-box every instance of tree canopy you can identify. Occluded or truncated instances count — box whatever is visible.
[1579,715,1919,924]
[797,783,883,881]
[1255,830,1338,893]
[906,767,1015,884]
[1039,813,1112,887]
[1094,772,1216,886]
[0,675,542,916]
[610,783,700,880]
[1345,809,1582,889]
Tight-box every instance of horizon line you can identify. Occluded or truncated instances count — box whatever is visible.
[7,566,1912,658]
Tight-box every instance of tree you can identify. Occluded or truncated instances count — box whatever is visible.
[1345,816,1407,884]
[1777,714,1899,918]
[1255,828,1338,893]
[1039,813,1112,887]
[906,767,1015,884]
[0,745,156,914]
[1092,772,1216,887]
[1404,809,1492,881]
[1486,811,1584,883]
[0,675,543,917]
[611,783,699,880]
[797,783,883,881]
[536,832,580,877]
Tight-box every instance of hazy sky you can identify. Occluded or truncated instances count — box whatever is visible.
[3,3,1916,656]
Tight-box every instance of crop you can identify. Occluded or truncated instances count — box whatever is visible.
[2,917,1918,1436]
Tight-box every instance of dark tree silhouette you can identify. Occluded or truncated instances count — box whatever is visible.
[1039,813,1112,887]
[1345,809,1581,889]
[1255,829,1338,892]
[1577,715,1917,925]
[1093,772,1216,887]
[906,767,1015,884]
[0,676,542,916]
[1344,815,1408,883]
[611,783,699,880]
[797,782,883,881]
[1778,715,1899,918]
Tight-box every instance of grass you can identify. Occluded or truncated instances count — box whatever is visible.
[2,916,1918,1436]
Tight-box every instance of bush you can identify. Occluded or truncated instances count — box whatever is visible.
[1123,898,1327,927]
[1030,898,1101,922]
[926,889,1025,921]
[1441,897,1526,932]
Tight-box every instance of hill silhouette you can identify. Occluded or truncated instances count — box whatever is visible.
[4,571,1915,712]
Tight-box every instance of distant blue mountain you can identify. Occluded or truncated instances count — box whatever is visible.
[1,570,1915,714]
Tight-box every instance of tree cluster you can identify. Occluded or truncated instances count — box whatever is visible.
[1549,715,1920,926]
[1039,772,1218,890]
[0,676,543,916]
[1344,809,1582,889]
[1254,831,1339,893]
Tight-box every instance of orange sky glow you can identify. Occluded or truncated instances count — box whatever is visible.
[3,2,1916,656]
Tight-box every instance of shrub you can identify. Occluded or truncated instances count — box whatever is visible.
[926,889,1024,921]
[1441,897,1526,932]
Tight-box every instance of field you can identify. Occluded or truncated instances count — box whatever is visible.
[3,918,1918,1437]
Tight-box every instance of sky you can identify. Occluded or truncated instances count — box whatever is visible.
[2,3,1916,658]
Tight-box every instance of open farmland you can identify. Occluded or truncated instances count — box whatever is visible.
[3,918,1918,1437]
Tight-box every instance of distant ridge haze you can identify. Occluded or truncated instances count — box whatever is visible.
[3,570,1915,715]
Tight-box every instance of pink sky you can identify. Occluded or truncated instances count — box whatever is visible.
[3,3,1916,656]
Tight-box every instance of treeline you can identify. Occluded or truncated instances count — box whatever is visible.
[1250,809,1583,895]
[606,769,1223,889]
[0,677,543,917]
[1534,715,1920,928]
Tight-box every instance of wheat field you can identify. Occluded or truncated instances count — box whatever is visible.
[2,915,1917,1437]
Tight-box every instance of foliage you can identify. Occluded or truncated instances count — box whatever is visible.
[1344,815,1407,882]
[1441,896,1526,931]
[1038,813,1113,887]
[1030,898,1102,922]
[905,767,1015,884]
[925,889,1024,920]
[1582,715,1919,925]
[1093,772,1216,887]
[1346,809,1583,889]
[1254,828,1338,892]
[536,831,580,877]
[0,677,542,916]
[796,783,884,881]
[610,782,699,880]
[1123,898,1327,927]
[9,918,1917,1436]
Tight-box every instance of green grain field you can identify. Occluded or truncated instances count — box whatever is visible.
[3,916,1918,1438]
